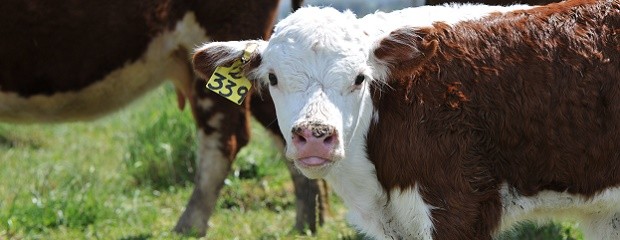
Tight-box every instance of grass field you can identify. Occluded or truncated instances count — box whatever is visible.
[0,84,583,239]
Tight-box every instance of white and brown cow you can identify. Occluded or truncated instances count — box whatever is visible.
[194,0,620,239]
[0,0,327,236]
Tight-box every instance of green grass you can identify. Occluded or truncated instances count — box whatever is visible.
[0,84,583,239]
[123,93,196,190]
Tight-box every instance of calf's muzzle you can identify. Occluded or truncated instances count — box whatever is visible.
[291,121,339,162]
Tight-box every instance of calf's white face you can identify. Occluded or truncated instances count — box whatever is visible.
[192,6,423,179]
[255,7,377,178]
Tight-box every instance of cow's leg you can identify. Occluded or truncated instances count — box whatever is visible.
[174,87,251,236]
[250,93,329,233]
[579,212,620,240]
[173,129,232,236]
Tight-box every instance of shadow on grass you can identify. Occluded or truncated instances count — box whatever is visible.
[498,221,583,240]
[0,134,14,148]
[0,130,43,149]
[119,233,153,240]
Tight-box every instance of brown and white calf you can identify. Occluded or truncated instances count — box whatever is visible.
[194,0,620,238]
[0,0,326,236]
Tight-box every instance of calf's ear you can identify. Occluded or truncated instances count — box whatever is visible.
[192,40,266,80]
[371,27,438,79]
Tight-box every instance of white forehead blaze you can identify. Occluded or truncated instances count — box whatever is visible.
[254,7,373,91]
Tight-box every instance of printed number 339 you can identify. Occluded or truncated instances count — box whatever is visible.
[207,63,249,104]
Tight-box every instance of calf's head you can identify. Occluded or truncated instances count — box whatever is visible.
[192,6,438,179]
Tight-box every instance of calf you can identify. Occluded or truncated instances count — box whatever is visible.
[194,0,620,239]
[0,0,324,236]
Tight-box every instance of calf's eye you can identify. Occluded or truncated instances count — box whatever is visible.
[354,74,365,85]
[268,73,278,86]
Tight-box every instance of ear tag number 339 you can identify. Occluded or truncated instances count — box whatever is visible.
[206,59,251,105]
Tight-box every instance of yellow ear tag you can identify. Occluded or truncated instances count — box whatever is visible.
[206,59,252,105]
[206,43,257,105]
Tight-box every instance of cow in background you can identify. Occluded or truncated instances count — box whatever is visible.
[0,0,325,236]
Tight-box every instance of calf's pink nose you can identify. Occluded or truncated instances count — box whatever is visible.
[291,123,338,158]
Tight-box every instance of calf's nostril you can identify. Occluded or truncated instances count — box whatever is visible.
[324,135,333,144]
[296,135,307,143]
[291,123,338,148]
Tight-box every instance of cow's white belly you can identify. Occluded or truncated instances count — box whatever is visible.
[498,184,620,238]
[0,12,208,123]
